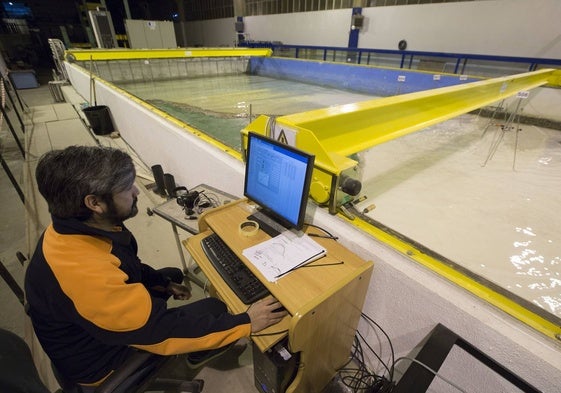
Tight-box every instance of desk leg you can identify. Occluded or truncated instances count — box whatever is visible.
[170,223,205,289]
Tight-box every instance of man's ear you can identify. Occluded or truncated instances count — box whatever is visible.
[84,194,105,214]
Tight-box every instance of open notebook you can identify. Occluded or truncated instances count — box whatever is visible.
[242,231,326,282]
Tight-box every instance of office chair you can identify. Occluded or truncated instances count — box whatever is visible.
[0,328,53,393]
[0,327,203,393]
[53,350,204,393]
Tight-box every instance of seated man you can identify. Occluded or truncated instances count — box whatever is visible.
[25,145,286,390]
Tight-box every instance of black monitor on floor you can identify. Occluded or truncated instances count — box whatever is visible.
[244,132,315,235]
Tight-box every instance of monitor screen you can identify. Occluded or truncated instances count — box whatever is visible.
[244,132,315,233]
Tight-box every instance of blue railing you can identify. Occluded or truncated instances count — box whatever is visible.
[240,42,561,78]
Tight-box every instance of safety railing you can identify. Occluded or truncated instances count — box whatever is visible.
[240,42,561,78]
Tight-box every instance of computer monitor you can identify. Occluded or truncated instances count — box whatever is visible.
[244,132,315,236]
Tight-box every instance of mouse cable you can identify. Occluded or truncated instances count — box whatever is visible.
[304,222,338,240]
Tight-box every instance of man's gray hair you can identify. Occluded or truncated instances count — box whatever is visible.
[36,145,136,219]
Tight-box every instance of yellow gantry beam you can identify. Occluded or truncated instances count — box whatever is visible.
[346,213,561,342]
[276,68,560,170]
[65,47,273,62]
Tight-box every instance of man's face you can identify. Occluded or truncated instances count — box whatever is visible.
[104,182,140,223]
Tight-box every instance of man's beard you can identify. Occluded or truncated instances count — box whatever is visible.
[104,197,138,224]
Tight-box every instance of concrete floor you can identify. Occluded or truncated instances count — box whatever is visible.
[0,74,346,392]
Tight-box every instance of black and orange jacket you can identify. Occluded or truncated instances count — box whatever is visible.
[24,216,251,385]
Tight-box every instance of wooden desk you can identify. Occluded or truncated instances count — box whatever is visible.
[184,199,373,393]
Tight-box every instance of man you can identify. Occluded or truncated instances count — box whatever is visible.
[24,145,286,389]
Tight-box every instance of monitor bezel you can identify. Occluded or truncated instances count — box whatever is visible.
[243,132,315,231]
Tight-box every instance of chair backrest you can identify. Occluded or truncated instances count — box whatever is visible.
[52,350,170,393]
[94,351,166,393]
[0,328,52,393]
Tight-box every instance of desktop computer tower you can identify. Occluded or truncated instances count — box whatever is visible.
[253,338,299,393]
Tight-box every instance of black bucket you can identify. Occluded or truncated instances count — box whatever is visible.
[83,105,114,135]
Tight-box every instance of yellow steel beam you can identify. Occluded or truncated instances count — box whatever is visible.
[277,68,560,162]
[346,212,561,342]
[243,68,561,214]
[65,47,272,62]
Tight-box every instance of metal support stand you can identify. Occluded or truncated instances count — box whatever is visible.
[511,110,522,171]
[0,259,24,305]
[0,75,27,113]
[481,97,524,168]
[0,104,25,158]
[170,222,206,289]
[0,252,27,306]
[480,99,507,138]
[0,151,25,203]
[2,81,25,133]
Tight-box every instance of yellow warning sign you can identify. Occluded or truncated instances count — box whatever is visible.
[277,129,288,144]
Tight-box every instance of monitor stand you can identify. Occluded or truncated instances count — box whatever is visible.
[248,210,288,238]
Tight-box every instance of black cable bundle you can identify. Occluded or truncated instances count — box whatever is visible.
[334,313,395,392]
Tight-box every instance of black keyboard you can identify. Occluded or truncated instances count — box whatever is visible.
[200,232,270,304]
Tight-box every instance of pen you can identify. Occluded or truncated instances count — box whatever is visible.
[274,252,326,279]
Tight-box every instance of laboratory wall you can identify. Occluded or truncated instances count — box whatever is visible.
[183,0,561,59]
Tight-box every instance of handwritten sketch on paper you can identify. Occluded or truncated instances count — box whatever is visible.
[242,231,326,282]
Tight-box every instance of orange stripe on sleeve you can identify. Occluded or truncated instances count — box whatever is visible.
[131,324,251,355]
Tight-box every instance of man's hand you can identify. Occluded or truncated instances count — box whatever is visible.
[246,296,288,333]
[166,281,192,300]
